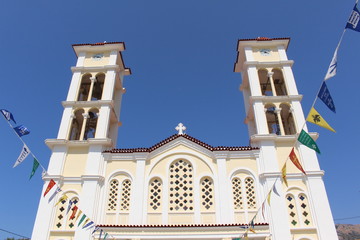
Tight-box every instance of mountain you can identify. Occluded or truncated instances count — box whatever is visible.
[336,224,360,240]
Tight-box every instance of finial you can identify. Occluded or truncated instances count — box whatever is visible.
[175,123,186,135]
[104,41,107,43]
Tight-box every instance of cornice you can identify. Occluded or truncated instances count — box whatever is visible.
[45,138,113,149]
[250,95,303,103]
[71,65,121,73]
[62,100,114,108]
[244,60,294,68]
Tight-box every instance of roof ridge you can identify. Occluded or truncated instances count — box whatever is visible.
[104,134,258,154]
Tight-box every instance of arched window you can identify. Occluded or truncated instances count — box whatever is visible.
[148,178,162,211]
[258,69,272,96]
[68,109,84,140]
[91,73,105,100]
[77,74,92,101]
[200,177,214,211]
[272,69,287,96]
[265,104,280,135]
[232,178,243,210]
[83,108,99,140]
[54,195,79,230]
[245,177,256,209]
[107,179,119,211]
[280,103,296,135]
[169,159,194,212]
[107,178,132,213]
[286,191,313,228]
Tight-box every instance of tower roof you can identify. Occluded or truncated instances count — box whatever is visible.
[233,37,291,72]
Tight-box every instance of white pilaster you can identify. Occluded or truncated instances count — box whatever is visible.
[57,107,73,139]
[66,71,82,101]
[247,66,262,96]
[102,70,116,100]
[215,153,232,223]
[96,106,111,139]
[253,102,268,134]
[129,154,147,224]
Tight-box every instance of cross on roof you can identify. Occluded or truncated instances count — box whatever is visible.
[175,123,186,135]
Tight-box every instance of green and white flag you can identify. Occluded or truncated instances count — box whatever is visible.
[298,130,320,153]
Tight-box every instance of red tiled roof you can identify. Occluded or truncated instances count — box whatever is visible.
[104,134,258,154]
[98,223,269,228]
[238,37,290,42]
[72,41,126,48]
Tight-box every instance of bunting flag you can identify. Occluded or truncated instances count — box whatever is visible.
[13,144,30,168]
[244,232,248,240]
[43,179,56,197]
[29,158,40,180]
[75,210,83,222]
[83,220,94,229]
[103,233,108,240]
[298,130,321,153]
[249,219,256,233]
[92,226,100,235]
[267,190,272,205]
[69,206,78,220]
[289,148,306,175]
[13,125,30,137]
[82,218,90,227]
[48,187,61,203]
[99,229,103,239]
[55,194,68,206]
[306,107,336,132]
[324,47,338,80]
[78,214,87,227]
[281,163,288,187]
[346,4,360,32]
[261,202,266,220]
[66,200,73,215]
[318,82,336,113]
[273,185,279,196]
[0,109,16,124]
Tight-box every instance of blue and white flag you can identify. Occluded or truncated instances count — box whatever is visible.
[324,47,338,80]
[0,109,16,124]
[66,200,73,215]
[13,125,30,137]
[92,226,100,235]
[83,221,94,229]
[48,187,61,203]
[318,82,336,113]
[13,144,30,168]
[346,4,360,32]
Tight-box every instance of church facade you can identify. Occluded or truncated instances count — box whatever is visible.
[31,38,338,240]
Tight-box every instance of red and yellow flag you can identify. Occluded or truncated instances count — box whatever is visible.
[289,148,306,175]
[43,179,56,197]
[69,205,78,220]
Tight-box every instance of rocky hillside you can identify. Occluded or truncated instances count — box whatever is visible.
[336,224,360,240]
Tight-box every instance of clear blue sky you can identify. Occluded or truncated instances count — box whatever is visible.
[0,0,359,238]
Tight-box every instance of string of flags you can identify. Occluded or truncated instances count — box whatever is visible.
[231,2,360,239]
[0,109,115,239]
[1,2,360,240]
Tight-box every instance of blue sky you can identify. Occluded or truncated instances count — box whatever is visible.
[0,0,360,238]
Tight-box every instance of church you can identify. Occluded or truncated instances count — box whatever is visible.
[31,38,339,240]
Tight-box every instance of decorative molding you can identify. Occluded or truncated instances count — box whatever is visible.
[45,138,113,149]
[250,95,303,103]
[62,100,114,108]
[243,60,294,68]
[71,65,121,73]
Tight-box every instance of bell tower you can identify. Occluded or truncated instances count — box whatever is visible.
[234,37,338,239]
[32,42,131,240]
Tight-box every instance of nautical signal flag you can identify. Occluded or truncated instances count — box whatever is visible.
[298,130,321,154]
[306,107,335,132]
[324,47,338,81]
[318,82,336,113]
[346,4,360,32]
[289,148,306,175]
[44,179,56,197]
[13,125,30,137]
[0,109,16,124]
[55,194,68,206]
[29,158,40,180]
[13,144,30,168]
[281,163,288,187]
[69,206,78,220]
